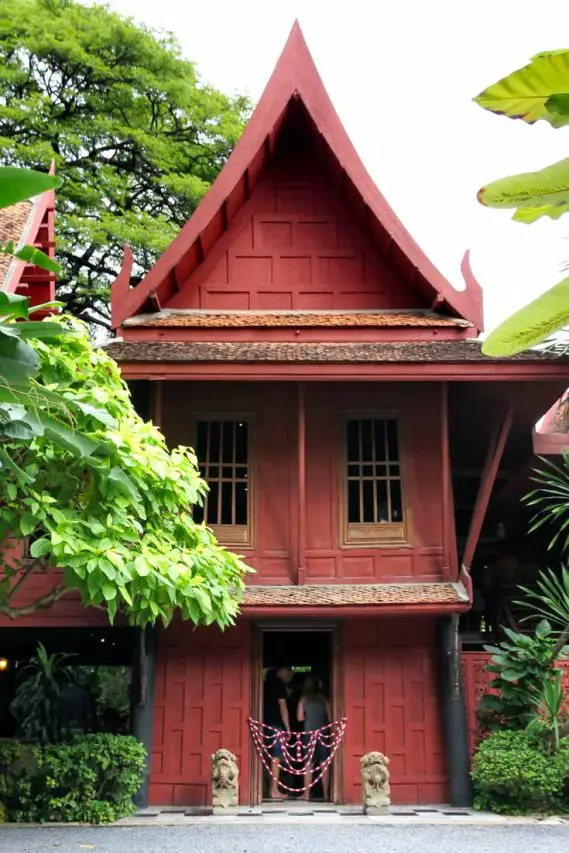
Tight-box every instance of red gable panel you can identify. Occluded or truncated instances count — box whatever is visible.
[112,21,483,331]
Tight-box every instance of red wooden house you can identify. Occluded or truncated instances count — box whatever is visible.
[3,22,569,809]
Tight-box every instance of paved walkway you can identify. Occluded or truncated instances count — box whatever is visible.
[1,823,569,853]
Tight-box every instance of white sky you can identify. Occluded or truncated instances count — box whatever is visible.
[104,0,569,333]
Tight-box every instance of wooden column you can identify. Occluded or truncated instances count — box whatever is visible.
[151,380,163,431]
[437,615,472,807]
[441,382,451,578]
[462,403,513,571]
[132,626,157,808]
[297,382,306,585]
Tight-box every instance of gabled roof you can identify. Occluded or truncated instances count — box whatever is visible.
[112,21,483,331]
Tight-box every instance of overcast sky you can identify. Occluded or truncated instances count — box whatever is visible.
[103,0,569,333]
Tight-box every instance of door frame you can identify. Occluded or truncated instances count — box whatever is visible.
[249,620,344,805]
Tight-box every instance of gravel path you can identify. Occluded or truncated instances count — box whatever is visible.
[0,824,568,853]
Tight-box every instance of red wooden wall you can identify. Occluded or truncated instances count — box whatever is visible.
[161,380,446,584]
[166,144,422,313]
[149,619,252,807]
[149,616,447,806]
[343,618,447,804]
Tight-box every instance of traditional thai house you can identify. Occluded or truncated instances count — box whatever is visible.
[2,22,569,809]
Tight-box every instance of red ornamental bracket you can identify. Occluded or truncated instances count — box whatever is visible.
[248,717,347,794]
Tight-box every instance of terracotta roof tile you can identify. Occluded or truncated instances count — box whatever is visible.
[103,339,567,364]
[0,201,32,288]
[125,310,472,329]
[242,582,468,607]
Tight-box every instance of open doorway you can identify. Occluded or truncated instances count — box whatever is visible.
[256,626,336,804]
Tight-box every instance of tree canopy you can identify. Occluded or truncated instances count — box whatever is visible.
[0,0,249,329]
[0,315,248,626]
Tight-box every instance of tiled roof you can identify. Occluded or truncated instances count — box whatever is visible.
[124,310,472,329]
[103,339,567,364]
[0,201,32,288]
[242,582,468,607]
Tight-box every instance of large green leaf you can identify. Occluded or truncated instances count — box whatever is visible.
[0,166,61,209]
[475,50,569,126]
[0,291,29,321]
[479,157,569,222]
[0,333,40,383]
[12,244,60,274]
[482,276,569,356]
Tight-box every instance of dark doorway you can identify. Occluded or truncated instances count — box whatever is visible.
[259,627,334,803]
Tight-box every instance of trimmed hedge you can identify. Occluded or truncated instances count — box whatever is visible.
[472,729,569,814]
[0,734,146,823]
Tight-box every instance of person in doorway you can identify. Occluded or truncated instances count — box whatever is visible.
[297,674,332,801]
[263,666,292,799]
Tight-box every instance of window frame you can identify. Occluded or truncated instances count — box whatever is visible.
[191,413,254,549]
[340,410,410,548]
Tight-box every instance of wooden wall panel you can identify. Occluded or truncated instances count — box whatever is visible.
[160,380,446,584]
[343,618,447,804]
[167,151,421,313]
[149,620,252,807]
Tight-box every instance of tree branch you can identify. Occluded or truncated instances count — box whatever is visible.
[0,583,71,619]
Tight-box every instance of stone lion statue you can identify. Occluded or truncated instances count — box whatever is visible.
[210,748,239,809]
[360,751,390,813]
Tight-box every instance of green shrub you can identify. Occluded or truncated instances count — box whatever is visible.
[0,734,145,823]
[472,729,569,814]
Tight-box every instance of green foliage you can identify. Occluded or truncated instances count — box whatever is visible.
[0,734,145,823]
[475,50,569,127]
[481,276,569,356]
[10,642,74,744]
[0,316,248,626]
[475,49,569,356]
[0,0,249,328]
[478,620,561,731]
[525,457,569,560]
[527,669,566,753]
[478,157,569,223]
[472,729,569,814]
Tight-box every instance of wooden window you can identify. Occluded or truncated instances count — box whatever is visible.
[343,415,407,546]
[193,419,251,546]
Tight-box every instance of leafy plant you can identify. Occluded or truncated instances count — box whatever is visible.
[527,669,566,753]
[10,643,74,744]
[478,620,560,731]
[0,734,145,823]
[472,729,569,814]
[474,51,569,355]
[0,0,249,328]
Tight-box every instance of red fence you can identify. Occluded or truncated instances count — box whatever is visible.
[461,653,569,754]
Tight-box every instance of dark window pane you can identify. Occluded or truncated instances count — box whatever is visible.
[387,420,399,461]
[361,420,373,461]
[222,466,233,478]
[375,463,387,477]
[347,464,359,478]
[235,481,248,524]
[235,422,248,463]
[207,482,219,524]
[373,420,386,461]
[193,502,204,523]
[221,481,233,524]
[235,467,247,479]
[198,465,206,478]
[221,421,234,463]
[348,480,360,522]
[389,464,400,475]
[362,465,373,477]
[376,480,388,522]
[362,480,374,522]
[196,421,208,458]
[208,465,220,479]
[209,421,221,461]
[391,480,403,521]
[347,420,360,461]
